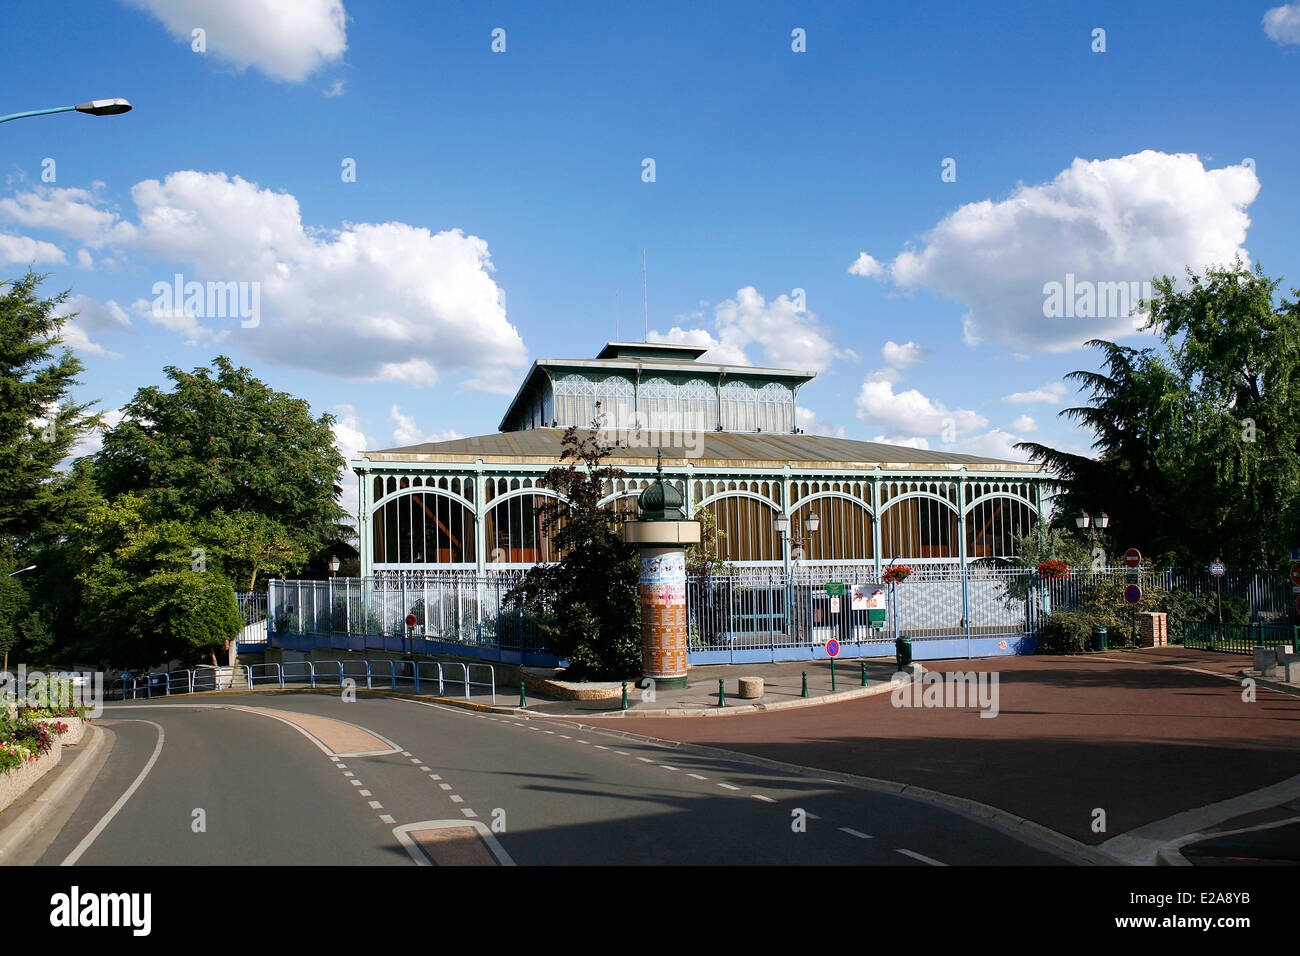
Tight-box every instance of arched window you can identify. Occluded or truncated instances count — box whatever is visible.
[966,497,1037,559]
[704,494,781,563]
[595,375,635,430]
[554,373,596,428]
[486,494,559,564]
[637,377,677,430]
[757,382,794,433]
[792,497,873,561]
[880,496,959,561]
[720,381,756,431]
[680,379,717,433]
[372,492,476,566]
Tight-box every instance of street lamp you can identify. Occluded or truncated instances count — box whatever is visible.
[7,565,36,577]
[328,555,340,578]
[776,511,820,641]
[0,98,133,125]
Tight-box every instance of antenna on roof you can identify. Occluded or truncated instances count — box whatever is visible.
[642,249,648,343]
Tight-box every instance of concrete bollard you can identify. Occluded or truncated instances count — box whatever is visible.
[737,676,764,699]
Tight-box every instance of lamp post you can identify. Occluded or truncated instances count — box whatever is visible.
[1074,509,1110,557]
[0,98,133,125]
[776,511,819,642]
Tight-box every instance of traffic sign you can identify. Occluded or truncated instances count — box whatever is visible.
[1123,548,1142,569]
[829,597,841,614]
[825,582,845,597]
[1291,564,1300,587]
[1209,561,1226,577]
[1124,584,1142,604]
[826,638,840,658]
[405,613,418,628]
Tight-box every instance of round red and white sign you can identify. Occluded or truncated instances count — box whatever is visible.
[1123,548,1142,569]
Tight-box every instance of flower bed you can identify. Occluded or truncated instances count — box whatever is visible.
[0,732,63,816]
[0,710,78,815]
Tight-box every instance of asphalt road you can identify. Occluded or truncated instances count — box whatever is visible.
[39,693,1072,866]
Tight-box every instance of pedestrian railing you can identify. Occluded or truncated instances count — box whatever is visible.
[113,658,495,704]
[1183,622,1300,654]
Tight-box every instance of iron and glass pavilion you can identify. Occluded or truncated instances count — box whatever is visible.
[351,342,1050,579]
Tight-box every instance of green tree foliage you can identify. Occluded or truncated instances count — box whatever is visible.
[201,510,306,591]
[72,496,242,667]
[94,356,349,561]
[1019,260,1300,567]
[506,427,641,679]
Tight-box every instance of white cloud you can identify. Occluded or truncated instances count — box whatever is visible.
[53,295,132,358]
[796,406,846,439]
[871,434,930,450]
[651,286,841,372]
[135,301,230,347]
[948,428,1032,462]
[1264,4,1300,45]
[10,172,528,392]
[858,151,1259,352]
[122,0,348,83]
[324,79,346,97]
[0,186,124,246]
[881,340,933,368]
[389,404,463,447]
[1002,383,1068,405]
[856,379,987,437]
[1010,414,1038,432]
[0,232,65,265]
[847,252,885,278]
[331,403,373,523]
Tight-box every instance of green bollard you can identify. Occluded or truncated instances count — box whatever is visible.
[519,679,527,709]
[831,658,836,691]
[718,678,725,707]
[801,671,808,698]
[621,681,628,710]
[861,662,867,687]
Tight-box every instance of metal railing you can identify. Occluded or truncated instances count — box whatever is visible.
[113,658,495,704]
[1183,622,1299,655]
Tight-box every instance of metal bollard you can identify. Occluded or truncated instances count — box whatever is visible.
[621,681,628,710]
[718,678,725,708]
[519,679,527,709]
[861,662,867,687]
[831,658,836,692]
[801,671,808,698]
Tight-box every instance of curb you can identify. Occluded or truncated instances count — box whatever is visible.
[522,712,1114,866]
[0,723,108,864]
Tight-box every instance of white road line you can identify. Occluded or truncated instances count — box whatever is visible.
[557,734,571,739]
[751,794,775,803]
[342,771,355,777]
[897,848,946,866]
[839,827,871,840]
[614,750,629,756]
[717,783,740,791]
[594,745,609,750]
[61,719,165,867]
[806,812,821,820]
[659,765,678,771]
[576,740,589,745]
[368,800,384,810]
[636,757,653,763]
[379,814,395,824]
[401,751,412,757]
[350,780,362,787]
[687,773,707,780]
[461,808,478,818]
[329,756,341,763]
[409,757,422,763]
[439,783,452,791]
[429,774,442,781]
[449,795,464,804]
[418,766,432,772]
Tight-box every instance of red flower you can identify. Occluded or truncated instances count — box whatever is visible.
[1036,559,1070,580]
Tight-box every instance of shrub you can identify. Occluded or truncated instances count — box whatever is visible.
[1037,610,1095,654]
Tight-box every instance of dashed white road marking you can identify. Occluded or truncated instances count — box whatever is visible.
[659,765,678,771]
[614,750,629,756]
[636,757,653,763]
[439,783,453,791]
[839,827,871,840]
[359,789,372,797]
[418,766,432,772]
[594,745,609,750]
[897,848,946,866]
[401,751,412,757]
[461,808,478,818]
[717,783,740,791]
[379,814,395,824]
[343,771,355,777]
[687,773,707,780]
[449,795,464,804]
[752,794,776,803]
[368,800,384,810]
[350,780,362,787]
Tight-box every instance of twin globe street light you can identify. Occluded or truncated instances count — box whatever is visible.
[776,511,820,639]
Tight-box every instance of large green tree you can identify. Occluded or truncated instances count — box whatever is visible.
[506,427,642,679]
[94,356,349,563]
[1020,260,1300,567]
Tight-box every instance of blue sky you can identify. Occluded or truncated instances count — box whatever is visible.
[3,0,1299,517]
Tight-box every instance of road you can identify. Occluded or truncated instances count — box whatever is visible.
[38,693,1071,866]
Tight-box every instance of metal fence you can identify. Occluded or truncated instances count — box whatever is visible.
[1043,566,1294,622]
[1183,622,1299,654]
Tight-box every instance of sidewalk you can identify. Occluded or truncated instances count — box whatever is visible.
[520,658,907,717]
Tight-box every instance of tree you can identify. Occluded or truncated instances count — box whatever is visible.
[506,427,641,679]
[201,511,306,591]
[94,357,349,562]
[72,496,242,667]
[0,270,101,549]
[1019,260,1300,567]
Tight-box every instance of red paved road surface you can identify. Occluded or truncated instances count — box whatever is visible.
[615,648,1300,844]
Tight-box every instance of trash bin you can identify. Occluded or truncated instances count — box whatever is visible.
[1092,625,1108,651]
[895,636,912,667]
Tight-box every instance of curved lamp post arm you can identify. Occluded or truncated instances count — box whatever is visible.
[0,98,132,125]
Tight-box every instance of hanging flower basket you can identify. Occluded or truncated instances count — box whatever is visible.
[882,565,913,585]
[1036,559,1070,580]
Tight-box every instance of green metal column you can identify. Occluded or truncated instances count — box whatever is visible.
[871,472,883,582]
